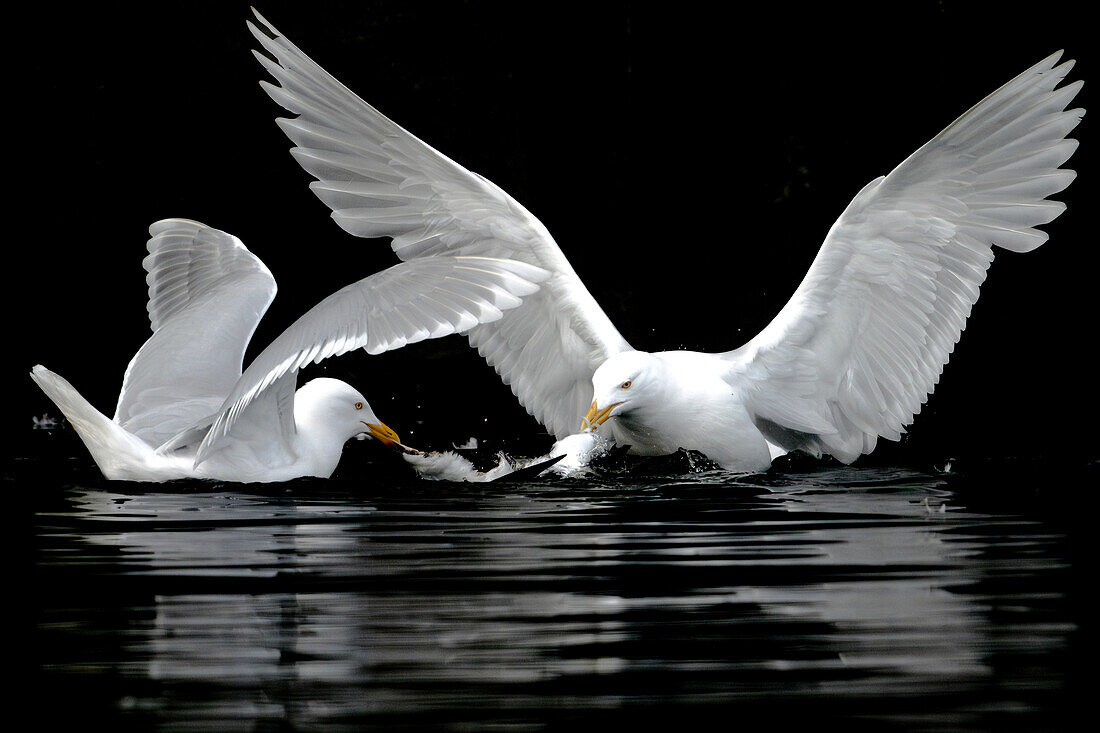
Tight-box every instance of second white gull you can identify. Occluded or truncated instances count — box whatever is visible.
[32,218,548,482]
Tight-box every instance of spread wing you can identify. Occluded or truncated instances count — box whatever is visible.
[725,52,1084,462]
[247,8,632,439]
[195,254,550,464]
[114,219,276,447]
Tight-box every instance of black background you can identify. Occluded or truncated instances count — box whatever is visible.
[9,0,1096,465]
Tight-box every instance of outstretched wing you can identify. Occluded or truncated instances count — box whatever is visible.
[725,53,1083,462]
[114,219,276,447]
[247,9,632,439]
[195,255,550,464]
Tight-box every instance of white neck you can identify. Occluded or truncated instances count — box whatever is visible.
[292,394,350,479]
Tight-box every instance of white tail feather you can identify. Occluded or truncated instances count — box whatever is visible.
[30,365,155,480]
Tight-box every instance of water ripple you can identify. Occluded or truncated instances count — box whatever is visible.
[28,461,1090,729]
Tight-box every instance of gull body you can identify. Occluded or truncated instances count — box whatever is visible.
[33,368,392,482]
[588,351,771,470]
[249,10,1084,472]
[32,219,547,482]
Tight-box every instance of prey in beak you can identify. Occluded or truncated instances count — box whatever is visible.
[581,400,622,432]
[361,420,402,448]
[360,420,427,456]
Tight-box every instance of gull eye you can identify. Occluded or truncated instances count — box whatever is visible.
[354,402,363,410]
[620,380,632,390]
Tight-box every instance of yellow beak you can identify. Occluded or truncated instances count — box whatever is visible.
[581,400,622,431]
[362,420,401,446]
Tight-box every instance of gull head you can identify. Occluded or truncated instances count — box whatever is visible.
[583,351,661,432]
[296,377,401,447]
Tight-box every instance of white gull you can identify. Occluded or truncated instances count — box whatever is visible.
[32,218,547,481]
[249,9,1083,471]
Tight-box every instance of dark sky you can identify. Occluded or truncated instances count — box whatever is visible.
[10,1,1096,463]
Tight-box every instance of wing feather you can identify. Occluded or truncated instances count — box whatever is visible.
[726,52,1083,462]
[248,8,631,439]
[114,219,276,447]
[195,255,550,463]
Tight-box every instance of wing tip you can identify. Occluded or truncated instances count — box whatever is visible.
[248,6,276,38]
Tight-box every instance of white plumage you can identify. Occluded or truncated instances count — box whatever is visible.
[250,8,1083,472]
[32,219,548,481]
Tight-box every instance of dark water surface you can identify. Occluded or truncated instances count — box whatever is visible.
[18,439,1094,731]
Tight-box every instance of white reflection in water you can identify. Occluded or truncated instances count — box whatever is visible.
[734,502,989,677]
[48,468,1072,723]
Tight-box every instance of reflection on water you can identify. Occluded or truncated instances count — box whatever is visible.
[29,458,1089,729]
